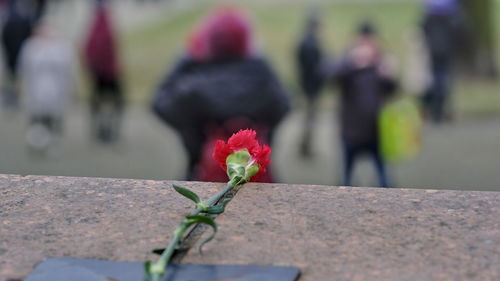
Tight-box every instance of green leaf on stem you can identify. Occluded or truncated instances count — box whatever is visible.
[185,215,218,254]
[204,198,232,214]
[173,184,200,203]
[205,205,224,214]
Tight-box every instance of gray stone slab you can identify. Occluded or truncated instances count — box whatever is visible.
[0,174,224,280]
[184,183,500,281]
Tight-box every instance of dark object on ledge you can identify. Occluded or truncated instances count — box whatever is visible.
[24,258,300,281]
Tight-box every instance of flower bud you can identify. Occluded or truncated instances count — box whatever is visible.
[226,149,259,184]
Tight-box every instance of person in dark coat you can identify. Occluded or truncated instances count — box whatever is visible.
[1,0,33,108]
[421,0,458,123]
[327,21,397,187]
[83,0,124,143]
[152,7,290,182]
[296,11,324,158]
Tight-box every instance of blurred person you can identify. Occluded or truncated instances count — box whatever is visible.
[296,10,324,158]
[83,0,124,143]
[1,0,33,109]
[420,0,458,123]
[152,6,290,182]
[20,22,74,153]
[326,21,397,187]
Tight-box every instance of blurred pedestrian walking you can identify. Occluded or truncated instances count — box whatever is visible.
[296,10,324,158]
[420,0,459,123]
[83,0,124,143]
[20,21,74,153]
[152,6,290,182]
[1,0,34,109]
[326,21,398,187]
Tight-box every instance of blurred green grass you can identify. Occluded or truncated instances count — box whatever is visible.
[120,1,500,117]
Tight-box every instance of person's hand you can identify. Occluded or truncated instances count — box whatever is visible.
[378,55,397,78]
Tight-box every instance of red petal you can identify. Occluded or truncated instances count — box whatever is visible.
[212,129,272,181]
[212,140,232,170]
[255,144,271,173]
[227,129,259,153]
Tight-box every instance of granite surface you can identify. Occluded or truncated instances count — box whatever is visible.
[184,183,500,281]
[0,174,224,280]
[1,174,500,281]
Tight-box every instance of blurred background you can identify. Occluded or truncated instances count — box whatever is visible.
[0,0,499,191]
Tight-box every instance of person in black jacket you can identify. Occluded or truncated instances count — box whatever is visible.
[1,0,33,108]
[421,0,458,123]
[296,11,324,158]
[1,0,47,108]
[152,7,290,181]
[327,21,397,187]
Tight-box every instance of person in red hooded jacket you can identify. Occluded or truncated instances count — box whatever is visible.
[152,6,290,182]
[83,0,124,143]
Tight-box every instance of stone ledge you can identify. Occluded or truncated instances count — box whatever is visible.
[0,174,224,280]
[1,174,499,281]
[185,183,500,281]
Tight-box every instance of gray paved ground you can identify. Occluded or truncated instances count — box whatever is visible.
[1,104,499,191]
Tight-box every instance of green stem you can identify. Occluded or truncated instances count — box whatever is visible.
[205,182,235,206]
[147,181,236,281]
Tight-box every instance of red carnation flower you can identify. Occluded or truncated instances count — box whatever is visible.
[213,129,271,182]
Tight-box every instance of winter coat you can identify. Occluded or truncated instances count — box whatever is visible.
[297,32,324,97]
[20,36,73,117]
[422,14,456,64]
[330,56,397,146]
[1,4,33,75]
[152,56,290,180]
[83,2,119,81]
